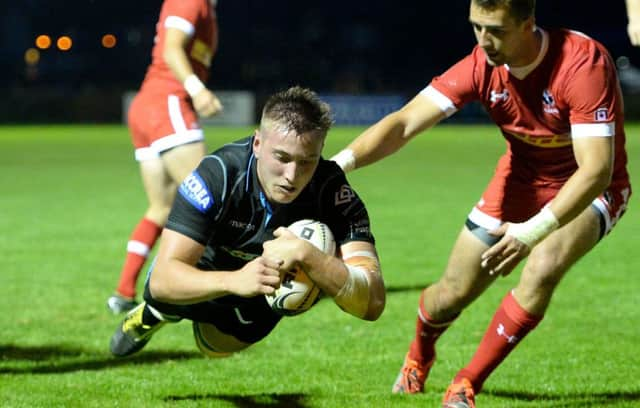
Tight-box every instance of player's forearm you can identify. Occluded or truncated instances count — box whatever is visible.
[548,165,612,226]
[303,246,385,321]
[333,114,411,172]
[346,114,412,169]
[149,259,231,304]
[164,44,196,83]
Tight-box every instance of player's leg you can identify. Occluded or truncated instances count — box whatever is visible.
[108,96,167,313]
[393,225,498,394]
[108,157,172,313]
[161,140,207,185]
[152,93,207,185]
[448,205,602,400]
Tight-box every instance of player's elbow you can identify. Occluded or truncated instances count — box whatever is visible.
[147,266,173,302]
[362,293,386,321]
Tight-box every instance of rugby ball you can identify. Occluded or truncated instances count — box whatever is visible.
[266,220,336,316]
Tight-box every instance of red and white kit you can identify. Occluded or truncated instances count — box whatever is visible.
[423,28,631,233]
[128,0,218,161]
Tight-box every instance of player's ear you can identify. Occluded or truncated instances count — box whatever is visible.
[253,130,261,158]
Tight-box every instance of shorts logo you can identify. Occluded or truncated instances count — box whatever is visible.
[179,171,213,213]
[595,108,608,122]
[335,184,355,205]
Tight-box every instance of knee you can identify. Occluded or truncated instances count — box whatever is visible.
[431,276,476,316]
[145,205,171,225]
[521,252,566,290]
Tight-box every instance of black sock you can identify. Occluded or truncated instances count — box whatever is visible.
[142,304,161,326]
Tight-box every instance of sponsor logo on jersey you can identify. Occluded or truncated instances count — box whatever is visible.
[179,171,213,213]
[595,107,608,122]
[335,184,355,205]
[490,89,510,103]
[191,39,213,67]
[542,89,559,114]
[228,220,256,231]
[506,131,571,148]
[219,246,259,261]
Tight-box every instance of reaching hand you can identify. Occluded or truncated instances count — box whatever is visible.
[193,89,223,118]
[227,256,282,297]
[480,223,531,277]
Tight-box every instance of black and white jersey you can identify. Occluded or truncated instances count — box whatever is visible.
[166,136,374,272]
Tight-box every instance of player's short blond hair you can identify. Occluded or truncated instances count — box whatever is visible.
[260,86,334,137]
[472,0,535,22]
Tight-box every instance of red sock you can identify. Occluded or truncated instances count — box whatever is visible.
[456,291,542,392]
[408,291,457,365]
[116,218,162,298]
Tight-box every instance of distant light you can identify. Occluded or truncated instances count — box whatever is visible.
[102,34,117,48]
[57,36,73,51]
[35,35,52,49]
[25,48,41,65]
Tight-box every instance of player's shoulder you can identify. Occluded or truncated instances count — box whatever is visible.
[548,28,610,61]
[200,136,253,175]
[310,158,347,186]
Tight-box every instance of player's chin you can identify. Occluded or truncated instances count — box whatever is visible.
[271,186,299,204]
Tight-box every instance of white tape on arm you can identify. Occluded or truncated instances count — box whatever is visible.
[334,264,370,319]
[330,149,356,173]
[506,206,559,248]
[184,74,205,97]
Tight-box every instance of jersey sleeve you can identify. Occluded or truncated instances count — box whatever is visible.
[162,0,203,34]
[563,44,618,137]
[317,164,375,246]
[427,49,482,110]
[165,157,225,245]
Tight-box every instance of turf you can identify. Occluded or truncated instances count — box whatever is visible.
[0,124,638,407]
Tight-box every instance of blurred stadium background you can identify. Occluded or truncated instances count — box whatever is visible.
[3,0,640,125]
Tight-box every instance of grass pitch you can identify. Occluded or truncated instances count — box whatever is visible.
[0,124,638,407]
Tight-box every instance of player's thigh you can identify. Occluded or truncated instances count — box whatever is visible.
[521,206,601,290]
[161,141,207,183]
[439,226,497,303]
[139,158,174,208]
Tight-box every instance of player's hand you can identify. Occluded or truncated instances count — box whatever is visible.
[480,223,531,277]
[629,21,640,46]
[193,89,223,118]
[262,227,312,272]
[228,256,281,297]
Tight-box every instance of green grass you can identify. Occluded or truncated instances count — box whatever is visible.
[0,124,638,407]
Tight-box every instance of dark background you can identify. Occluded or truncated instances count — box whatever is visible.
[2,1,638,123]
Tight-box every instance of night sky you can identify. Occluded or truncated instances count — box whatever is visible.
[3,1,637,96]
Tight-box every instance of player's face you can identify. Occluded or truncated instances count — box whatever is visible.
[253,124,324,204]
[469,2,534,66]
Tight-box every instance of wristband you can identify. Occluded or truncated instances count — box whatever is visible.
[330,149,356,173]
[184,74,205,97]
[334,264,370,319]
[506,206,559,248]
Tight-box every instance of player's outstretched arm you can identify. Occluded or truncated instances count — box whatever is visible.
[150,229,280,304]
[331,94,446,172]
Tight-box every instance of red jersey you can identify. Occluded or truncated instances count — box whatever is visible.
[140,0,218,97]
[424,28,629,190]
